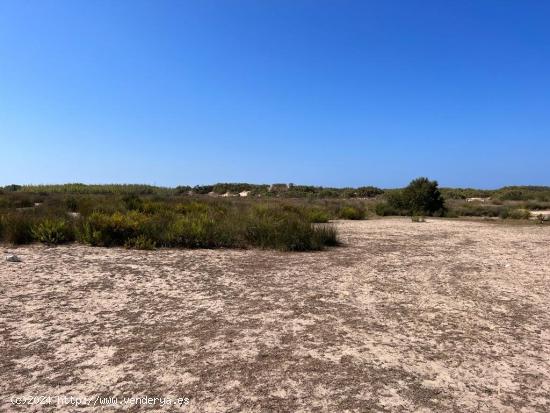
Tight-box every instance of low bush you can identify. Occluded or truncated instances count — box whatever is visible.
[32,218,74,244]
[306,208,330,223]
[14,199,34,209]
[451,204,504,218]
[339,206,364,220]
[245,209,337,251]
[77,211,149,246]
[444,209,459,218]
[65,197,79,212]
[501,208,531,220]
[523,200,550,211]
[124,234,156,250]
[375,202,402,216]
[141,200,167,214]
[165,213,240,248]
[0,213,35,244]
[446,203,533,220]
[122,194,144,211]
[174,201,211,215]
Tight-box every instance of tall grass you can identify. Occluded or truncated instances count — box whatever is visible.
[0,195,340,251]
[0,212,35,244]
[245,206,336,250]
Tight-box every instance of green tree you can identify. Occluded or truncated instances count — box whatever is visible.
[403,177,445,216]
[388,177,445,216]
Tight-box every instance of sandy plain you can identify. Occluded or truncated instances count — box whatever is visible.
[1,218,549,412]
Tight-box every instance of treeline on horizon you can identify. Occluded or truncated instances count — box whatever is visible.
[3,183,550,201]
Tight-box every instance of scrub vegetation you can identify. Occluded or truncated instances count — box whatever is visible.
[0,196,339,251]
[1,179,548,249]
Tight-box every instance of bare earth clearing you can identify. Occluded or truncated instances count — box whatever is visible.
[1,218,549,412]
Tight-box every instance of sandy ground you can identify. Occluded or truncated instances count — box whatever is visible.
[1,218,549,412]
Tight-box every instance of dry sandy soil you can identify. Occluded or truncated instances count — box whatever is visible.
[1,218,549,412]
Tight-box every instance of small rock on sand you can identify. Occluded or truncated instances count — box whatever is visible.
[5,254,22,263]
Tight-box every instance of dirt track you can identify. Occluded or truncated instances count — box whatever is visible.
[1,218,549,412]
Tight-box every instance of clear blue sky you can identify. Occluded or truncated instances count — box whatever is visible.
[1,1,549,188]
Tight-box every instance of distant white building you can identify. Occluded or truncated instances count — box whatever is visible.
[239,191,250,197]
[466,197,491,203]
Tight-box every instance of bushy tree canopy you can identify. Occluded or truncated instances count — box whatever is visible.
[389,177,445,216]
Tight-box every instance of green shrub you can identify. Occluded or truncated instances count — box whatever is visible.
[375,202,401,216]
[0,196,9,209]
[449,204,504,218]
[1,213,35,244]
[388,177,445,216]
[385,190,408,213]
[354,186,384,198]
[281,204,302,214]
[32,218,74,245]
[14,199,34,208]
[498,190,526,201]
[2,194,340,251]
[245,208,337,251]
[503,208,531,220]
[122,194,144,211]
[245,215,307,250]
[174,201,211,215]
[141,201,166,214]
[444,209,459,218]
[65,196,79,212]
[124,234,156,250]
[306,208,330,223]
[166,213,228,248]
[78,211,149,246]
[78,219,101,246]
[339,206,364,220]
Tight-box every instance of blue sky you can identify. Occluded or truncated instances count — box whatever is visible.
[1,1,549,188]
